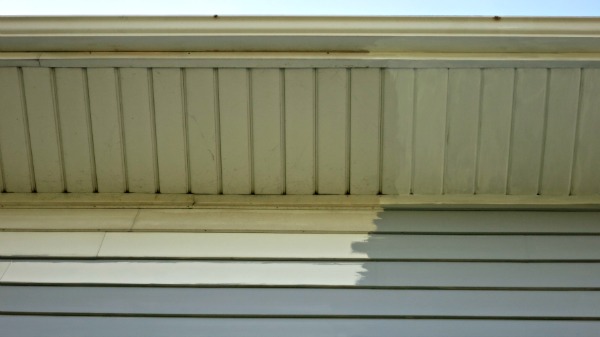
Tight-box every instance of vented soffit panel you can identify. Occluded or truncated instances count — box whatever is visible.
[0,16,599,200]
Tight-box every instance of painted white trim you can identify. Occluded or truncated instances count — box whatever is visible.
[2,16,600,36]
[1,16,600,53]
[0,193,599,210]
[3,52,600,68]
[2,209,599,233]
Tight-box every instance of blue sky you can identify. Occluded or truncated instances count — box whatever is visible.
[2,0,600,16]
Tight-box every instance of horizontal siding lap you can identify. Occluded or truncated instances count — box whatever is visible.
[0,209,598,333]
[1,261,599,288]
[1,231,600,260]
[1,316,598,337]
[92,233,600,260]
[1,287,599,318]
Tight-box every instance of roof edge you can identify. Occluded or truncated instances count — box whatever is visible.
[2,16,600,35]
[1,16,600,53]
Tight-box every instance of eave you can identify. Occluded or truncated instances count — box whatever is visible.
[0,16,599,206]
[1,16,600,53]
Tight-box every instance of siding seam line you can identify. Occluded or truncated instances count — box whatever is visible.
[280,68,286,195]
[474,69,484,195]
[248,68,255,195]
[346,68,352,195]
[410,69,417,195]
[505,68,518,195]
[83,68,98,193]
[441,68,451,195]
[115,68,129,193]
[537,68,551,195]
[214,68,223,195]
[313,68,318,194]
[147,69,160,193]
[569,68,585,196]
[378,68,384,195]
[0,261,12,281]
[182,68,191,194]
[50,68,67,192]
[18,67,37,192]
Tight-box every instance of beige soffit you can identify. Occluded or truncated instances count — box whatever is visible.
[0,16,599,199]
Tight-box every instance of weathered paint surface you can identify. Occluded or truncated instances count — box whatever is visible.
[2,65,598,195]
[0,210,598,336]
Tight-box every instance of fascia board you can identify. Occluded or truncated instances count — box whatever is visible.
[1,16,600,53]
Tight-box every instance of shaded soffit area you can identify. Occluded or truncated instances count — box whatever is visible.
[0,16,599,198]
